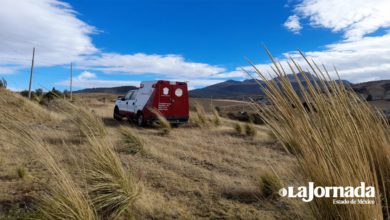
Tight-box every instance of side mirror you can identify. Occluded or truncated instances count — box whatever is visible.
[121,97,126,101]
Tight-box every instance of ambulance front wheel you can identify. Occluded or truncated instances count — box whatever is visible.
[113,106,122,121]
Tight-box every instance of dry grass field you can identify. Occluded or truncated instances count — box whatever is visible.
[190,98,251,113]
[91,98,308,219]
[1,56,389,219]
[0,88,310,219]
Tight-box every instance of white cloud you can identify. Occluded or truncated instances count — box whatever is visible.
[266,0,390,83]
[293,0,390,40]
[0,0,227,87]
[77,71,96,80]
[179,79,225,90]
[56,72,222,90]
[6,86,24,92]
[301,33,390,82]
[284,15,302,34]
[77,53,225,79]
[0,66,18,75]
[212,70,248,78]
[0,0,97,70]
[56,72,139,88]
[242,33,390,83]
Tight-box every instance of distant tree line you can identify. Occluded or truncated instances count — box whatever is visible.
[0,77,7,88]
[20,87,71,105]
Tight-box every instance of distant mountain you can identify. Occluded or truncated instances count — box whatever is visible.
[190,79,264,99]
[189,72,335,99]
[273,72,319,83]
[352,80,390,101]
[75,85,138,94]
[73,76,389,102]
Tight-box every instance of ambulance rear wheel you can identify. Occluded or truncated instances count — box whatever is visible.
[137,113,144,127]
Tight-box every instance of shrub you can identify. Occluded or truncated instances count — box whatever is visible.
[16,167,27,179]
[226,111,264,124]
[244,123,256,137]
[248,113,265,124]
[0,77,7,88]
[366,94,373,101]
[20,90,31,98]
[35,88,43,96]
[234,123,243,135]
[38,87,66,104]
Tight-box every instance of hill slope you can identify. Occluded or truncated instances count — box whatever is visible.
[75,85,138,94]
[190,79,264,99]
[352,80,390,100]
[190,77,390,100]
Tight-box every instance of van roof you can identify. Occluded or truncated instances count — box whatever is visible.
[140,80,187,84]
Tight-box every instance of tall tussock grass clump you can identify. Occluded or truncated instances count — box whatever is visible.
[149,108,172,135]
[50,99,107,137]
[0,97,141,220]
[194,103,208,126]
[119,127,145,155]
[244,123,256,137]
[234,122,243,135]
[85,135,141,219]
[37,154,97,220]
[233,122,256,137]
[249,50,390,219]
[259,171,282,199]
[79,115,141,220]
[0,113,97,220]
[72,105,107,137]
[213,110,221,126]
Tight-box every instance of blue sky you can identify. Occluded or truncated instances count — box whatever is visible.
[0,0,389,91]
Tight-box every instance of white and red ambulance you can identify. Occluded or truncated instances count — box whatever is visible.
[113,80,189,126]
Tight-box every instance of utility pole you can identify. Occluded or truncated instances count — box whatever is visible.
[28,47,35,99]
[70,62,73,101]
[242,95,244,112]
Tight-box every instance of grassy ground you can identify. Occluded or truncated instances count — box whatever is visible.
[0,89,309,219]
[190,98,251,113]
[85,95,306,219]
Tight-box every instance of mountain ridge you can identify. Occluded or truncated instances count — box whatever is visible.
[74,74,389,101]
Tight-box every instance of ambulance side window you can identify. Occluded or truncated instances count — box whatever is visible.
[125,91,133,100]
[129,91,137,100]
